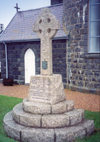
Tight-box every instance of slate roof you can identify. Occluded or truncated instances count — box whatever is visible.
[0,4,66,43]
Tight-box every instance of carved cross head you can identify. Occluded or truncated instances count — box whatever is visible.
[33,8,59,39]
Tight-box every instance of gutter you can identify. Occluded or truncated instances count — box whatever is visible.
[0,36,67,44]
[66,40,69,85]
[3,42,8,78]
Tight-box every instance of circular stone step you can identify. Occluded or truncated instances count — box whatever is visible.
[23,99,74,114]
[13,103,42,127]
[23,99,52,114]
[13,103,84,128]
[42,109,84,128]
[3,111,94,142]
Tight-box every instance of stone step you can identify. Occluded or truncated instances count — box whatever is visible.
[3,111,94,142]
[23,99,74,114]
[42,109,84,128]
[13,103,42,127]
[13,103,84,128]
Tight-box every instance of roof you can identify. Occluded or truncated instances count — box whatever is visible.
[0,4,66,43]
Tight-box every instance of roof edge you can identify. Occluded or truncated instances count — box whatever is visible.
[19,3,63,13]
[0,36,67,43]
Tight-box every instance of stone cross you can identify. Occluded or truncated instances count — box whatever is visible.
[14,3,20,12]
[33,8,59,75]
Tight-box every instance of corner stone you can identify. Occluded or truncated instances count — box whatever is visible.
[80,120,94,135]
[65,109,84,125]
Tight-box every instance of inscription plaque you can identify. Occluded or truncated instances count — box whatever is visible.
[42,61,48,70]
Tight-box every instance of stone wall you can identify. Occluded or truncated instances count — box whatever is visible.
[0,44,5,79]
[0,39,66,86]
[51,0,63,5]
[53,40,66,87]
[63,0,100,94]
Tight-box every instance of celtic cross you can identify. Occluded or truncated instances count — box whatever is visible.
[33,8,59,75]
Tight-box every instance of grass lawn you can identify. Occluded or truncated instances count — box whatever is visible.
[0,95,100,142]
[0,95,22,142]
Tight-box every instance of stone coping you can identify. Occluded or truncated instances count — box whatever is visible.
[23,99,74,114]
[13,103,84,128]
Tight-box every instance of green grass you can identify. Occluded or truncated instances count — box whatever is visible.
[0,95,100,142]
[75,110,100,142]
[0,95,22,142]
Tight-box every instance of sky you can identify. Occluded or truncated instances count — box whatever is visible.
[0,0,50,29]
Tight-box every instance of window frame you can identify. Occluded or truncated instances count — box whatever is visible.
[88,0,100,53]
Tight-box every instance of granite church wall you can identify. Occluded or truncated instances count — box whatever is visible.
[0,44,6,79]
[63,0,100,94]
[53,39,66,87]
[7,41,40,84]
[0,39,66,86]
[51,0,63,5]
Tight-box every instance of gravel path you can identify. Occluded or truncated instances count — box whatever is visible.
[0,83,100,111]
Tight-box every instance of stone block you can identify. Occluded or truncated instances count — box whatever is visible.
[52,100,67,114]
[65,109,84,125]
[4,121,20,141]
[19,113,41,127]
[13,103,41,127]
[3,111,25,141]
[23,99,51,114]
[51,100,74,114]
[72,126,86,139]
[55,127,75,142]
[42,114,69,128]
[3,111,13,122]
[22,128,54,142]
[66,100,74,111]
[80,120,94,135]
[55,125,86,142]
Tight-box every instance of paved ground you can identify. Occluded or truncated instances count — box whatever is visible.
[0,83,100,112]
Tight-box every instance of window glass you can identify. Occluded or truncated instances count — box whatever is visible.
[90,22,100,36]
[91,0,100,4]
[91,5,100,20]
[89,37,100,53]
[89,1,100,53]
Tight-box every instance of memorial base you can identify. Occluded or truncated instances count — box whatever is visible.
[28,74,66,105]
[3,74,94,142]
[4,107,94,142]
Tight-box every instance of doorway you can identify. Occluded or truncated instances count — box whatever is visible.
[24,49,35,84]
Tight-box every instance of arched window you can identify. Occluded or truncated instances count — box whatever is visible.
[24,49,35,84]
[89,0,100,53]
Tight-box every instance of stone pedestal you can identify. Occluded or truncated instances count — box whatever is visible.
[3,74,94,142]
[28,74,66,104]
